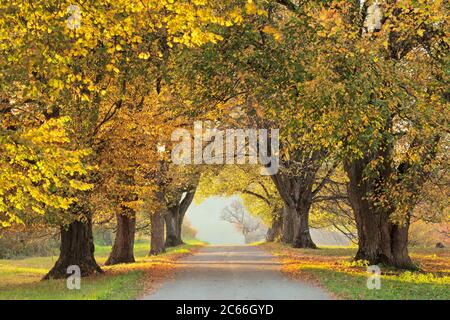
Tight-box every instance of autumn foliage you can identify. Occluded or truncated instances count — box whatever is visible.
[0,0,448,277]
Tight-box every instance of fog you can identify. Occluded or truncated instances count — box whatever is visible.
[185,195,351,246]
[185,196,246,245]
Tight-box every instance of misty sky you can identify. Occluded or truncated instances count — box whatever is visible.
[186,195,246,245]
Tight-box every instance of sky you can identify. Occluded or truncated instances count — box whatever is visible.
[185,195,246,245]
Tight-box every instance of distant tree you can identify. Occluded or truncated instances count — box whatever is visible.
[221,201,266,244]
[181,218,198,240]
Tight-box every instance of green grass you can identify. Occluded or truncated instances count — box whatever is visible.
[0,240,203,300]
[0,270,144,300]
[3,240,446,300]
[262,242,450,300]
[306,267,450,300]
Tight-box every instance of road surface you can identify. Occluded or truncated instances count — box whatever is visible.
[141,245,332,300]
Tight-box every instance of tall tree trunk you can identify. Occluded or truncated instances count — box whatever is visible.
[175,210,184,243]
[345,158,414,269]
[164,190,196,247]
[272,174,317,248]
[281,206,294,243]
[266,209,283,242]
[290,204,316,249]
[105,210,136,265]
[164,208,179,247]
[43,214,102,279]
[150,211,166,255]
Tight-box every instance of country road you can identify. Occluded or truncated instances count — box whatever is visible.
[141,245,332,300]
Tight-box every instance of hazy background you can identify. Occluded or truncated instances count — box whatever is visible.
[186,194,351,246]
[186,196,246,245]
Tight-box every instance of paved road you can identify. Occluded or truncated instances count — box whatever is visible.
[141,245,332,300]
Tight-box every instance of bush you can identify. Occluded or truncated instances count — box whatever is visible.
[181,218,198,240]
[0,226,59,259]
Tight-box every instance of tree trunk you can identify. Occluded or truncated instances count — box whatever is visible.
[290,204,317,249]
[266,209,283,242]
[281,206,294,243]
[164,190,196,247]
[150,211,166,255]
[345,159,414,269]
[103,230,112,246]
[165,207,183,247]
[43,216,102,279]
[175,210,184,243]
[272,173,317,249]
[105,211,136,265]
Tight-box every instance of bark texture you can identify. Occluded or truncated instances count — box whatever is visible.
[345,158,414,269]
[266,209,283,242]
[271,173,317,248]
[44,215,102,279]
[281,206,294,243]
[150,211,166,255]
[289,205,316,249]
[165,190,196,247]
[105,210,136,265]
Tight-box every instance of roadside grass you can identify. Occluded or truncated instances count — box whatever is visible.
[0,240,204,300]
[261,242,450,300]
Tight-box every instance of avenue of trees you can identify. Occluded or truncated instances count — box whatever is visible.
[0,0,448,277]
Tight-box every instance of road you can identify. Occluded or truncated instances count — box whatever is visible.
[141,245,332,300]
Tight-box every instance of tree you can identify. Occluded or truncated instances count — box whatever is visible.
[196,165,285,241]
[1,0,247,277]
[173,1,347,248]
[221,200,266,243]
[150,208,166,256]
[300,0,449,268]
[99,97,159,265]
[178,0,448,262]
[0,116,92,227]
[104,211,136,265]
[164,188,197,247]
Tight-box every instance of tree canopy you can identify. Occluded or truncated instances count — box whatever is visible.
[0,0,448,275]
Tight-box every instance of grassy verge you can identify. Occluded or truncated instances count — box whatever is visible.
[0,240,204,300]
[261,242,450,300]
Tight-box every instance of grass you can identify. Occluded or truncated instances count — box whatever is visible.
[261,242,450,300]
[0,239,204,300]
[2,240,447,300]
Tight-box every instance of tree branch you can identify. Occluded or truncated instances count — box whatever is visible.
[242,189,271,207]
[275,0,298,12]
